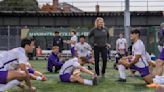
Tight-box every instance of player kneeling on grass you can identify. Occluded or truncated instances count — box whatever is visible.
[75,35,95,65]
[26,62,46,81]
[117,29,153,84]
[0,38,36,92]
[85,51,95,65]
[59,57,97,86]
[47,46,63,73]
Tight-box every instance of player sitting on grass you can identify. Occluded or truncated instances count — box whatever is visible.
[59,57,97,86]
[0,38,36,92]
[47,46,63,73]
[26,62,46,81]
[118,29,153,84]
[75,35,95,65]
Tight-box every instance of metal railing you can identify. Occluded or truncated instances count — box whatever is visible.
[0,26,159,50]
[0,26,160,56]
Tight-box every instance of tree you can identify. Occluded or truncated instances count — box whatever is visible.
[0,0,39,11]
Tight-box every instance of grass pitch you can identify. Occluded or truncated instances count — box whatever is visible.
[9,60,155,92]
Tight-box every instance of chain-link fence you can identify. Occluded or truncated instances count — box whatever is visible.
[0,26,160,55]
[0,26,21,50]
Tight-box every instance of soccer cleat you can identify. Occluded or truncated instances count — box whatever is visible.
[41,75,47,81]
[88,66,93,70]
[92,75,98,85]
[116,78,126,82]
[147,83,160,88]
[113,63,118,70]
[18,82,25,89]
[119,59,130,68]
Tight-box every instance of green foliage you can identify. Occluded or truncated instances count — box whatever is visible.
[0,0,39,11]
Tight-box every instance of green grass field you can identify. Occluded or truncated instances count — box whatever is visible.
[9,60,155,92]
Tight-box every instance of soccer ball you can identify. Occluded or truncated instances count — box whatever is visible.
[119,58,129,67]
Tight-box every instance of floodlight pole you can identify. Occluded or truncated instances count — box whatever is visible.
[124,0,130,45]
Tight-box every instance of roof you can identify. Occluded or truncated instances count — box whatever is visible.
[59,2,83,12]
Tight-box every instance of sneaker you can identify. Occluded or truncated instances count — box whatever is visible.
[147,83,160,88]
[101,74,105,78]
[116,78,126,82]
[54,69,59,73]
[41,75,47,81]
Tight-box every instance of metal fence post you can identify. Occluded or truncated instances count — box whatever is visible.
[7,26,10,50]
[16,26,19,47]
[124,0,130,45]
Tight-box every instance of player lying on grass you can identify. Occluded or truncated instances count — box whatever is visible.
[47,46,63,73]
[26,62,46,81]
[75,35,95,65]
[0,38,36,92]
[59,57,97,86]
[117,29,153,84]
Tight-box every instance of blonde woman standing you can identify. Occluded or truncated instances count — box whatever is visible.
[88,17,111,77]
